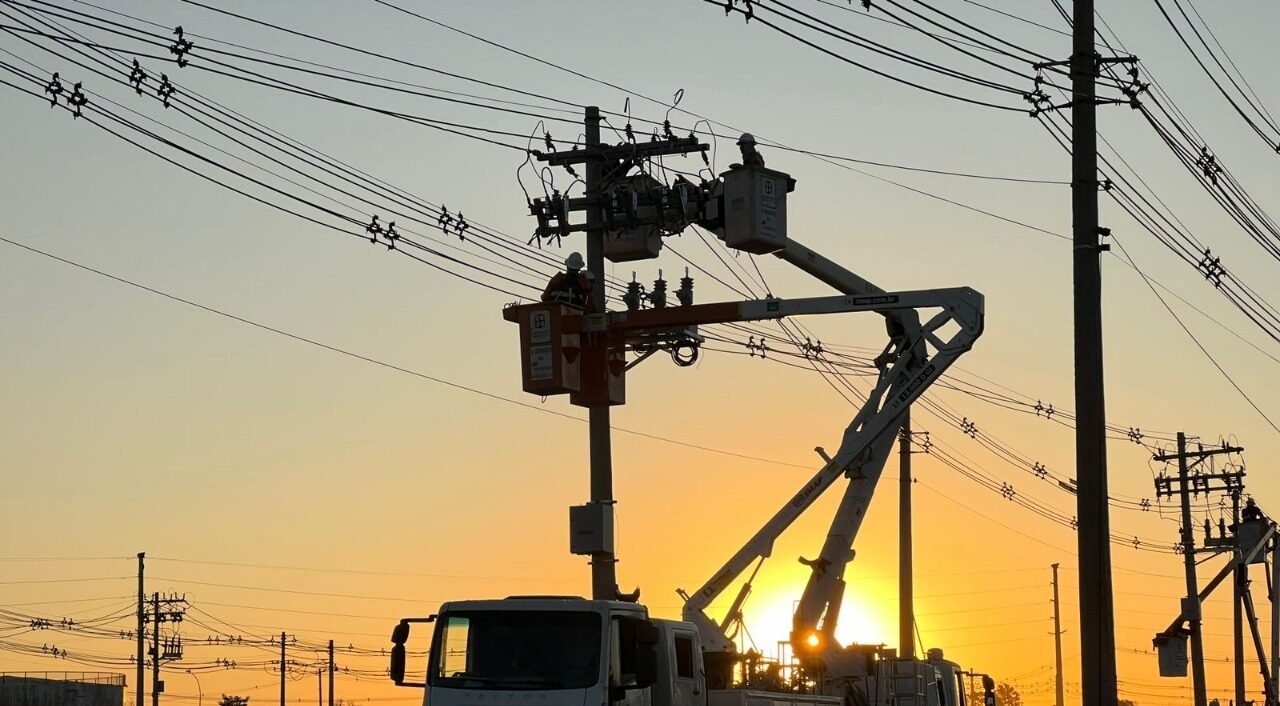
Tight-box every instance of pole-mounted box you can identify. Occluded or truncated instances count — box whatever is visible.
[1153,630,1189,677]
[570,324,625,407]
[721,165,794,254]
[569,502,614,555]
[604,226,663,262]
[503,303,582,396]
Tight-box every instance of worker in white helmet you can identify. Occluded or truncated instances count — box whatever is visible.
[541,251,595,310]
[737,132,766,168]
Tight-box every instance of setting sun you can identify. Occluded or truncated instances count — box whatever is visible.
[736,584,897,659]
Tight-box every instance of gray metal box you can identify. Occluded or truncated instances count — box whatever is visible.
[722,165,791,254]
[604,225,663,262]
[569,502,614,555]
[1154,631,1189,677]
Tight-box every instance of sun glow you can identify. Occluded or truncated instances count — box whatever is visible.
[739,588,896,657]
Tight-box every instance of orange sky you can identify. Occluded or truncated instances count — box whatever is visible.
[2,1,1279,706]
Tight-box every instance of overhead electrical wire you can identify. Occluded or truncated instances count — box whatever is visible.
[1151,0,1280,153]
[2,0,1259,565]
[707,0,1028,112]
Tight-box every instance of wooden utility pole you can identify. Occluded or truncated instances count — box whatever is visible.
[898,413,914,660]
[328,640,335,706]
[1051,563,1065,706]
[1070,0,1117,701]
[136,553,145,706]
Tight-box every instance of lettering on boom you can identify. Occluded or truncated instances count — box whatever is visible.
[790,474,825,508]
[845,294,900,307]
[894,362,937,408]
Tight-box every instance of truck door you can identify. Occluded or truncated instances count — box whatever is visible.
[670,629,702,706]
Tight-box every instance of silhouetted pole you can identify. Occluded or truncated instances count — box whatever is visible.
[1072,0,1118,702]
[1052,563,1065,706]
[1234,493,1246,706]
[328,640,334,706]
[1272,541,1280,701]
[317,668,322,706]
[899,412,914,659]
[136,553,145,706]
[584,105,617,601]
[1174,434,1208,706]
[151,593,160,706]
[279,632,286,706]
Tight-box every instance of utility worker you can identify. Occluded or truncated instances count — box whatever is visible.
[541,252,595,310]
[1243,497,1263,522]
[737,132,766,168]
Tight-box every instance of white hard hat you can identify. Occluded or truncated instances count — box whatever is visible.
[737,132,756,146]
[565,252,585,270]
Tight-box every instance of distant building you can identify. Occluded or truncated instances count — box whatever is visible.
[0,673,125,706]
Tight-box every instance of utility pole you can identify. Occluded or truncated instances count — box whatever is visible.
[898,412,914,660]
[1051,563,1065,706]
[1178,433,1207,706]
[328,640,334,706]
[1152,434,1245,706]
[1070,0,1117,700]
[317,668,322,706]
[143,591,186,706]
[151,593,160,706]
[136,553,144,706]
[1272,541,1279,704]
[1234,492,1246,706]
[279,632,286,706]
[524,106,707,601]
[583,105,616,601]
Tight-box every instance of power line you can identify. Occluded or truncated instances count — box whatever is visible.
[0,234,812,470]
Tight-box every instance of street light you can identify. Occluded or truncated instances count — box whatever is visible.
[185,670,202,706]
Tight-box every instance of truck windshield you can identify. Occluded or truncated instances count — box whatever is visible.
[429,611,601,690]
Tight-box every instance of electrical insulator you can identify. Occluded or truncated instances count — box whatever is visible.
[623,274,644,311]
[650,271,667,309]
[676,268,694,307]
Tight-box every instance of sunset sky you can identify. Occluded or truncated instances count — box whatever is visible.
[2,1,1279,705]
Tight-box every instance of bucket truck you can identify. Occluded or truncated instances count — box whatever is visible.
[386,164,986,706]
[679,166,984,705]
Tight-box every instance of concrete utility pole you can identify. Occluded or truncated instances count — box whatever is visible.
[522,108,708,602]
[151,593,161,706]
[1234,493,1246,706]
[279,632,286,706]
[1272,543,1279,703]
[136,553,145,706]
[898,412,914,660]
[1070,0,1117,701]
[1177,433,1208,706]
[583,105,617,601]
[1152,434,1245,706]
[1051,563,1065,706]
[328,640,334,706]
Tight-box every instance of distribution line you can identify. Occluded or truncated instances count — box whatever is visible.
[0,234,811,471]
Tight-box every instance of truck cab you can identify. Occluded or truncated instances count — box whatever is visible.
[390,597,841,706]
[390,596,690,706]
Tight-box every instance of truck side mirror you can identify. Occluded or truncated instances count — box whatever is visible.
[388,616,435,689]
[389,644,407,685]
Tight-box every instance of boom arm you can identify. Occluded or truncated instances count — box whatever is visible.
[679,238,983,654]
